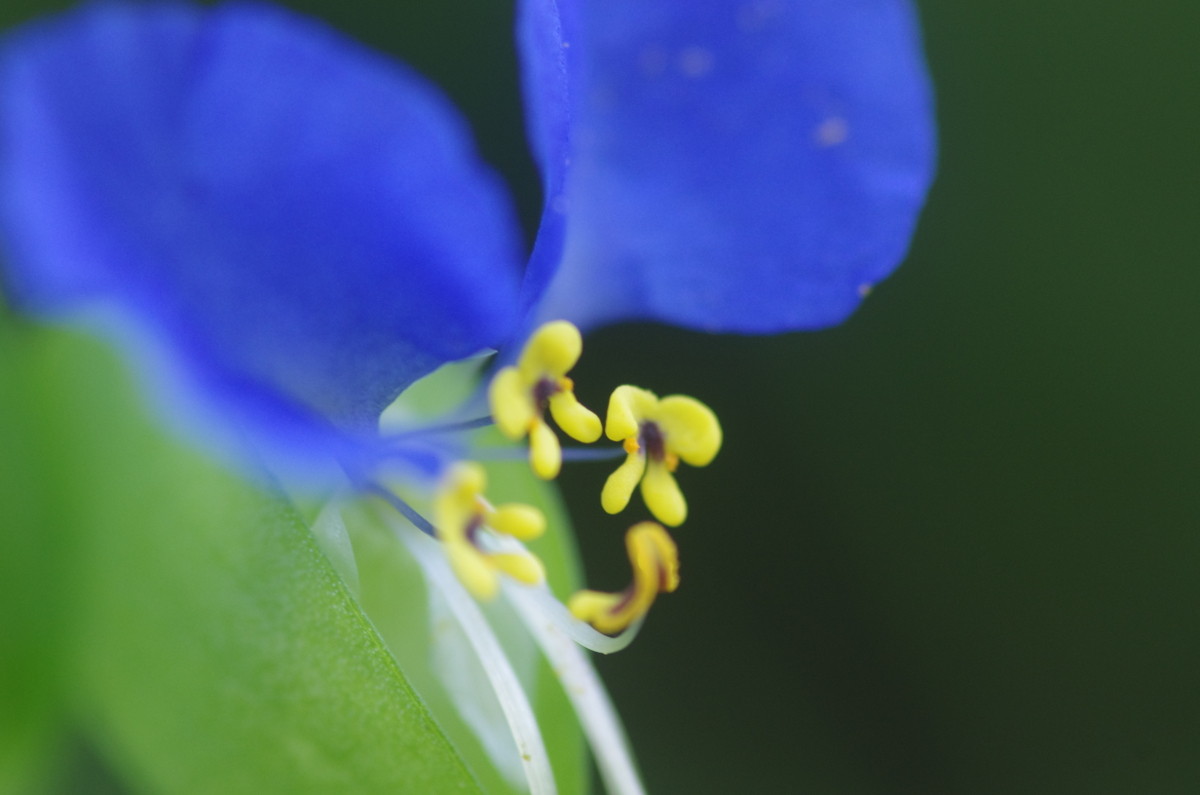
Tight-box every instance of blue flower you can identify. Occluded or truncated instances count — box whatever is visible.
[0,0,935,481]
[0,3,936,791]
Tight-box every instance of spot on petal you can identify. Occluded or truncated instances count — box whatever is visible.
[814,116,850,147]
[737,0,785,32]
[677,46,714,78]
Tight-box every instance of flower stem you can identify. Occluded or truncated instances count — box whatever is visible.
[366,485,437,537]
[385,415,495,441]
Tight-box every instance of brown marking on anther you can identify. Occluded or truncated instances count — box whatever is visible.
[641,421,667,462]
[531,377,561,412]
[607,584,638,617]
[657,560,675,592]
[465,515,485,548]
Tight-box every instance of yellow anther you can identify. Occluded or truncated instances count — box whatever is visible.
[548,390,600,444]
[521,319,582,375]
[604,385,657,443]
[600,451,646,516]
[488,321,602,480]
[445,542,498,600]
[600,386,722,527]
[568,522,680,635]
[528,418,562,480]
[490,367,534,439]
[642,462,686,528]
[486,503,546,541]
[488,552,545,586]
[434,463,547,600]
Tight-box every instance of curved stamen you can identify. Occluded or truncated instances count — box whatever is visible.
[568,523,680,635]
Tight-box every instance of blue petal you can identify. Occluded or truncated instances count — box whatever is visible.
[518,0,937,332]
[513,0,574,319]
[0,2,522,473]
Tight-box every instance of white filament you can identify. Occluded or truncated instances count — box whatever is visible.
[386,498,647,794]
[426,584,528,788]
[396,522,556,795]
[522,583,644,654]
[504,581,648,795]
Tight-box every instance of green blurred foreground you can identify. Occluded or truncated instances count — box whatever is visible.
[0,319,585,793]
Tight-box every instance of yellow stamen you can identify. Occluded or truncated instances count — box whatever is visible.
[601,452,647,516]
[641,461,686,527]
[568,522,680,635]
[528,418,562,480]
[486,503,545,541]
[434,463,547,600]
[489,367,534,439]
[604,385,657,442]
[446,539,501,600]
[655,395,722,467]
[519,320,581,376]
[601,386,722,526]
[548,390,602,444]
[488,321,602,479]
[489,552,545,586]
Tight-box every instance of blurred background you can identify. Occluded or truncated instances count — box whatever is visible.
[3,0,1198,793]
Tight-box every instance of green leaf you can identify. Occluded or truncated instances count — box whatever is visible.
[0,322,70,794]
[3,319,593,794]
[11,325,483,793]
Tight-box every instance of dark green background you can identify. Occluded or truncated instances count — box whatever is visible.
[573,3,1200,793]
[3,1,1198,792]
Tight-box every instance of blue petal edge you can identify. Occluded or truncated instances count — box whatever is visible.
[518,0,937,333]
